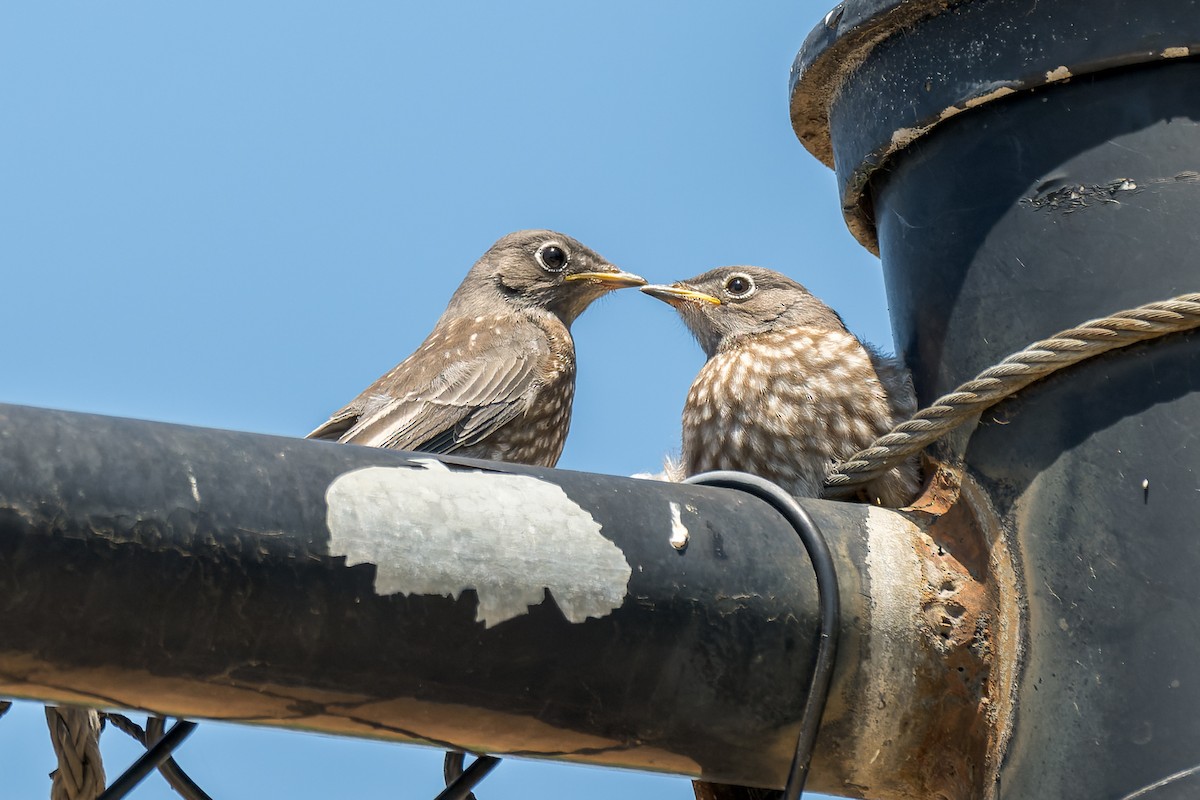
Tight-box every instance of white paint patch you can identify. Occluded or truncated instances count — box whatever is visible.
[668,502,689,550]
[324,460,632,627]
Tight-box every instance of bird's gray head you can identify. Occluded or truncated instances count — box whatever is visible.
[447,229,645,326]
[642,266,847,357]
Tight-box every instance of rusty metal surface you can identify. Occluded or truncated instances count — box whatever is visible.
[800,487,1016,800]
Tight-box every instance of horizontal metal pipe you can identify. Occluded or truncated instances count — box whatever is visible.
[0,403,999,794]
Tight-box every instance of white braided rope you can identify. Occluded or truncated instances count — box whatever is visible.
[45,705,105,800]
[825,293,1200,493]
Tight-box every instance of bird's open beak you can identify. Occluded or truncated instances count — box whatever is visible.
[640,284,722,306]
[564,268,647,288]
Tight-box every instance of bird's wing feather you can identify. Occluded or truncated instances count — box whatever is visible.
[307,316,547,453]
[306,406,361,441]
[371,353,538,452]
[400,401,521,454]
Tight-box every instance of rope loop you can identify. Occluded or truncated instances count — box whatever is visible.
[826,293,1200,491]
[45,706,105,800]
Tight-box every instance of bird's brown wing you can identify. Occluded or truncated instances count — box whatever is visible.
[370,353,541,452]
[306,406,361,441]
[307,319,546,453]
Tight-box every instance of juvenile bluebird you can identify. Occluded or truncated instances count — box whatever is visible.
[643,266,919,508]
[309,229,644,467]
[646,266,920,800]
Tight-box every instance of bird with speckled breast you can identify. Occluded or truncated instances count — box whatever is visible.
[308,229,645,467]
[643,265,920,509]
[645,266,920,800]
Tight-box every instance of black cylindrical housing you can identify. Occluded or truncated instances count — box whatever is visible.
[793,1,1200,797]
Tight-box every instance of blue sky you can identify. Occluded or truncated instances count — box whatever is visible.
[1,3,887,798]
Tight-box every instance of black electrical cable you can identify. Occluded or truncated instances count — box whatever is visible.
[442,752,477,800]
[684,471,840,800]
[436,752,501,800]
[145,716,214,800]
[102,714,212,800]
[97,719,199,800]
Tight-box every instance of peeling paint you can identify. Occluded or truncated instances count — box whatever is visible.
[668,502,689,550]
[1022,178,1139,212]
[324,460,632,627]
[1045,65,1073,82]
[965,86,1017,109]
[1162,46,1191,58]
[889,125,928,153]
[938,105,965,122]
[887,84,1017,160]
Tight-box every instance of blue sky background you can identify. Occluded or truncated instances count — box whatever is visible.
[1,3,888,798]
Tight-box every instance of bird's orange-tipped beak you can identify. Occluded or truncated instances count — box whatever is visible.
[564,267,647,288]
[640,283,722,306]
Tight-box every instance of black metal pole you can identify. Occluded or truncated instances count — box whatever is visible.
[793,1,1200,797]
[0,402,990,796]
[0,402,816,786]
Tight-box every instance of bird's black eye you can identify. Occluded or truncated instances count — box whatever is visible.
[536,243,569,273]
[724,273,755,297]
